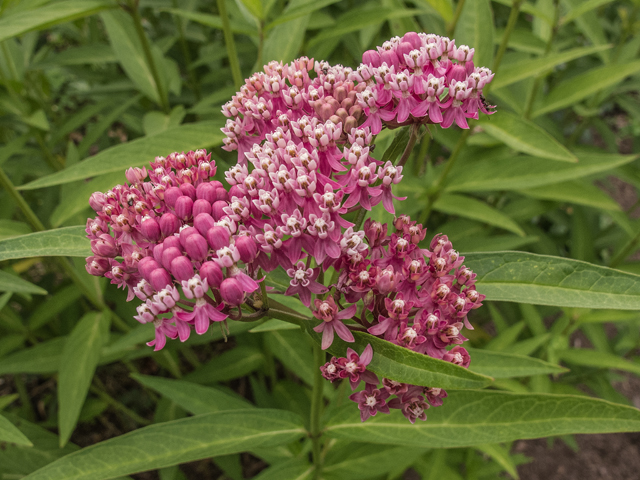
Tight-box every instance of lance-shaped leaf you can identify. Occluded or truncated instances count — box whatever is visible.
[519,180,619,211]
[0,337,66,375]
[478,111,577,162]
[464,251,640,309]
[467,348,568,378]
[0,413,32,446]
[453,0,494,67]
[0,227,90,261]
[303,324,492,389]
[19,122,223,190]
[0,0,113,43]
[185,346,265,384]
[0,270,47,295]
[557,348,640,376]
[23,410,305,480]
[58,312,110,447]
[325,390,640,447]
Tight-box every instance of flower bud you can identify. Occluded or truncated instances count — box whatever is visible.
[397,41,413,59]
[164,187,183,208]
[175,195,193,220]
[343,115,358,133]
[125,167,146,185]
[206,226,230,250]
[141,217,161,242]
[162,247,182,271]
[194,213,215,236]
[138,257,160,281]
[85,256,109,276]
[89,192,107,212]
[193,199,212,217]
[235,235,257,263]
[220,277,244,306]
[153,243,164,264]
[200,261,223,288]
[159,212,180,237]
[170,255,193,282]
[212,200,228,220]
[163,235,181,250]
[196,183,217,203]
[185,233,209,261]
[179,183,197,200]
[179,226,198,247]
[362,49,381,67]
[90,234,118,257]
[149,268,171,291]
[214,188,229,202]
[228,185,244,199]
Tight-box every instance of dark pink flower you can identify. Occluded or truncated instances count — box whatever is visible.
[312,297,356,350]
[349,383,390,422]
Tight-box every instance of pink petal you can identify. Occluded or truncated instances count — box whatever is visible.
[321,324,335,350]
[334,320,355,343]
[194,307,210,335]
[336,303,357,320]
[361,344,373,365]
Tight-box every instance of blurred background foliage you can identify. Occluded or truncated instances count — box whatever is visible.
[1,0,640,478]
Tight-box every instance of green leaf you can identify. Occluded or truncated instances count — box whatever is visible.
[0,1,113,43]
[142,106,186,136]
[23,410,305,480]
[325,390,640,447]
[484,321,526,351]
[533,60,640,117]
[454,0,494,67]
[0,337,66,375]
[238,0,263,19]
[249,319,300,332]
[0,219,31,240]
[266,329,315,385]
[0,270,47,295]
[380,127,411,164]
[161,9,257,36]
[433,194,525,236]
[0,226,90,261]
[34,44,116,68]
[58,312,110,447]
[251,459,313,480]
[24,110,50,131]
[475,443,519,480]
[323,443,424,480]
[185,346,264,384]
[492,44,612,89]
[467,348,568,378]
[28,285,83,330]
[447,151,638,192]
[131,374,253,415]
[19,122,223,190]
[520,180,620,211]
[303,324,492,389]
[263,0,310,63]
[557,349,640,376]
[561,0,615,24]
[414,0,454,22]
[465,251,640,310]
[478,111,577,162]
[0,413,33,446]
[265,0,341,29]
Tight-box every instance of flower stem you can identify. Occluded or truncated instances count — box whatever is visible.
[217,0,243,89]
[447,0,466,37]
[396,124,420,167]
[310,342,325,479]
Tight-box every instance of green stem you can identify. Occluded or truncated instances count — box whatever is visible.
[217,0,243,89]
[353,207,367,232]
[172,0,200,100]
[523,0,561,119]
[488,0,523,90]
[0,167,46,231]
[259,270,269,310]
[415,130,431,177]
[310,343,325,479]
[396,124,420,167]
[447,0,466,37]
[128,0,170,113]
[609,231,640,268]
[419,129,471,225]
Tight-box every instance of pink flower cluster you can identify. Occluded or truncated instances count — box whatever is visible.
[85,151,262,350]
[318,215,483,423]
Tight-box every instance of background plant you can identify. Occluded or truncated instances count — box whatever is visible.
[1,0,640,479]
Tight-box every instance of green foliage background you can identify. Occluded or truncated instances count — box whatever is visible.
[0,0,640,478]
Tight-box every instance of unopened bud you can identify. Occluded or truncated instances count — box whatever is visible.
[159,212,180,237]
[170,256,193,282]
[161,247,182,271]
[141,217,161,242]
[206,226,230,251]
[220,277,244,306]
[185,233,209,261]
[179,183,197,200]
[193,199,212,217]
[212,200,228,220]
[164,187,183,208]
[138,257,160,281]
[149,268,171,291]
[175,196,194,220]
[235,235,258,263]
[194,213,215,236]
[200,261,223,288]
[196,182,217,203]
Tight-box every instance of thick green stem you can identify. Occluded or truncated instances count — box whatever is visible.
[353,207,367,232]
[128,0,170,113]
[217,0,243,89]
[488,0,523,92]
[447,0,466,37]
[310,343,325,479]
[419,129,471,225]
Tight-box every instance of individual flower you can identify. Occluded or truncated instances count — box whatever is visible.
[312,297,356,349]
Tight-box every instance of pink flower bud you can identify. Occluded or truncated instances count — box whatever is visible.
[179,226,198,247]
[164,187,183,208]
[194,213,215,236]
[89,192,107,212]
[200,261,223,288]
[196,183,217,203]
[362,49,381,67]
[220,277,244,306]
[235,235,257,263]
[149,268,172,291]
[397,41,413,59]
[138,257,160,281]
[175,196,193,220]
[159,212,180,237]
[153,243,164,264]
[90,234,118,257]
[170,255,193,282]
[212,201,228,220]
[214,188,229,202]
[193,199,212,217]
[162,247,182,270]
[85,256,109,276]
[141,217,161,242]
[206,226,230,250]
[163,235,181,250]
[185,233,209,261]
[179,183,197,200]
[125,167,147,185]
[209,180,223,189]
[228,185,244,199]
[402,31,421,48]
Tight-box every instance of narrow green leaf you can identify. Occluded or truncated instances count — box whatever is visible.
[467,348,568,378]
[475,443,519,479]
[577,310,640,323]
[19,122,223,190]
[23,410,305,480]
[263,0,310,63]
[380,127,411,164]
[238,0,263,19]
[433,194,526,236]
[266,329,315,385]
[465,251,640,310]
[520,180,619,211]
[447,152,638,193]
[492,44,612,89]
[561,0,615,24]
[0,226,90,261]
[557,349,640,376]
[326,390,640,447]
[303,324,493,389]
[478,111,577,162]
[454,0,494,67]
[483,321,526,351]
[249,319,300,332]
[0,337,66,375]
[0,413,33,446]
[28,285,82,330]
[131,374,253,415]
[0,270,47,295]
[252,459,313,480]
[161,9,257,36]
[323,443,424,480]
[503,334,551,356]
[265,0,340,29]
[0,1,113,43]
[533,60,640,117]
[185,346,264,384]
[58,312,110,447]
[414,0,454,21]
[34,44,116,68]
